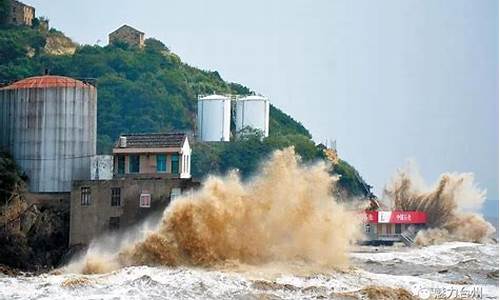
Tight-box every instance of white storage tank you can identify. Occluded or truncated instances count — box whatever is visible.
[197,94,231,142]
[235,95,270,137]
[0,75,97,192]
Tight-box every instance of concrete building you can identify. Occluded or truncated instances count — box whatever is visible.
[0,75,97,193]
[109,25,145,48]
[69,132,196,246]
[363,210,427,245]
[69,177,198,246]
[113,133,191,179]
[6,0,35,27]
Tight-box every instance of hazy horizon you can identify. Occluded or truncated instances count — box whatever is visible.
[27,0,499,202]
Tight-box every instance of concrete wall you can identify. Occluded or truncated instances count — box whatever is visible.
[90,155,113,180]
[69,177,199,246]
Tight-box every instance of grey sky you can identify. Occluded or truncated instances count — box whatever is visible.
[27,0,499,200]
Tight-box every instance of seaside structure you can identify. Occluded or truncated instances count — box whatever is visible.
[109,25,145,48]
[363,210,428,245]
[0,75,97,193]
[69,133,197,246]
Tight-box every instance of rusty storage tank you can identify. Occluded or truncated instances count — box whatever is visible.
[0,75,97,192]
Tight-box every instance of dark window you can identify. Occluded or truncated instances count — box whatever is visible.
[171,154,179,174]
[156,154,166,173]
[395,224,402,234]
[117,156,125,175]
[129,155,140,173]
[364,224,371,233]
[109,217,120,231]
[111,187,121,207]
[81,187,91,206]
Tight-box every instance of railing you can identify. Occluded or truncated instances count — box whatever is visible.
[377,234,401,241]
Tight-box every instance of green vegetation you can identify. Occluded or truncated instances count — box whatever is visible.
[0,26,371,198]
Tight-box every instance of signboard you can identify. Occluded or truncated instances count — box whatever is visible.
[378,211,392,223]
[363,211,427,224]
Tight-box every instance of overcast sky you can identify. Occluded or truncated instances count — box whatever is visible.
[27,0,499,200]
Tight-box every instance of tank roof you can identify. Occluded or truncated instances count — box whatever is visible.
[0,75,95,90]
[239,95,268,101]
[199,94,229,100]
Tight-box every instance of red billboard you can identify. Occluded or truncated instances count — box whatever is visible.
[364,211,427,224]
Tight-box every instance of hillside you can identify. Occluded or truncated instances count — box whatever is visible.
[0,24,371,198]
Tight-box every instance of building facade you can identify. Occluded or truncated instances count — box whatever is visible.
[109,25,145,48]
[7,0,35,27]
[363,210,427,245]
[69,132,196,246]
[113,133,191,179]
[69,177,198,246]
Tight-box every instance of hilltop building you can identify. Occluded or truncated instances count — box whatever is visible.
[109,25,145,48]
[69,133,197,246]
[6,0,35,27]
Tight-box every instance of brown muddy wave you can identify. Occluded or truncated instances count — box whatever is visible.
[72,148,362,274]
[383,164,495,246]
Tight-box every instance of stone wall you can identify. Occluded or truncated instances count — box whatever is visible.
[8,0,34,27]
[109,26,145,48]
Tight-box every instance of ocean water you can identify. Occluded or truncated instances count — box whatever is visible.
[0,242,497,300]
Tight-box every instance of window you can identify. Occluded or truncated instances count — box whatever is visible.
[385,224,392,234]
[171,154,179,174]
[364,224,371,233]
[81,187,91,206]
[140,193,151,208]
[156,154,166,173]
[395,224,402,234]
[111,187,121,207]
[129,155,140,173]
[109,217,120,231]
[117,156,125,175]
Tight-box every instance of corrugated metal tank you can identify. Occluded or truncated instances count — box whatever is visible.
[0,75,97,192]
[235,95,270,137]
[197,94,231,142]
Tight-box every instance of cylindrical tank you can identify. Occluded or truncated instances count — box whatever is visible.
[0,75,97,192]
[197,94,231,142]
[235,95,270,137]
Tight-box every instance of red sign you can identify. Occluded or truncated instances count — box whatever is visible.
[363,211,427,224]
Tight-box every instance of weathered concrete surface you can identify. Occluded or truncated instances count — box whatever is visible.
[69,177,199,246]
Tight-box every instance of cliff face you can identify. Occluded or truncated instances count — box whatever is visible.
[44,32,76,56]
[0,153,69,272]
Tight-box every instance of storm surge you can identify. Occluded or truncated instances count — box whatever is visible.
[384,164,495,246]
[71,148,361,274]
